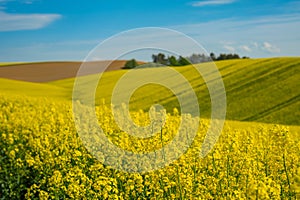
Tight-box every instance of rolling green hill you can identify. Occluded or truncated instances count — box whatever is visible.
[1,57,299,125]
[0,62,24,66]
[0,78,69,99]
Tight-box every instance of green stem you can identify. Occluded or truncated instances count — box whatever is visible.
[176,165,183,200]
[160,127,165,161]
[283,152,291,193]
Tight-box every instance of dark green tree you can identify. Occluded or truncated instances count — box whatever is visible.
[216,53,225,61]
[168,56,180,66]
[152,54,158,63]
[123,59,138,69]
[232,54,240,59]
[152,53,168,65]
[178,56,191,66]
[210,52,216,61]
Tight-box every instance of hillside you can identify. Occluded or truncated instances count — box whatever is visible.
[0,78,68,99]
[0,57,299,125]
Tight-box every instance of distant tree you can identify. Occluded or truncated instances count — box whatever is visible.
[152,53,168,65]
[225,53,233,60]
[152,54,158,63]
[168,56,180,66]
[210,52,216,61]
[215,53,242,61]
[178,56,191,66]
[152,52,248,67]
[188,53,200,64]
[123,59,138,69]
[232,54,240,59]
[225,53,240,59]
[153,54,191,66]
[158,53,168,65]
[188,53,210,64]
[216,54,225,61]
[124,52,248,70]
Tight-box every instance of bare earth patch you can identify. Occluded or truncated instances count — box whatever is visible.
[0,60,133,82]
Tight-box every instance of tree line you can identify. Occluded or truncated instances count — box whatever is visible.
[123,52,249,69]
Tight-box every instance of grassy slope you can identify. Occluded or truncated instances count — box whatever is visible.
[51,57,299,125]
[1,57,299,126]
[0,62,25,66]
[0,78,69,100]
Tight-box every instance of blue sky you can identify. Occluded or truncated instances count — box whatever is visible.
[0,0,299,61]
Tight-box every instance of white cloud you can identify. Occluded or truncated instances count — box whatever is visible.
[253,42,259,48]
[24,0,34,4]
[240,45,251,52]
[0,0,14,4]
[191,0,236,7]
[262,42,280,53]
[0,11,61,31]
[0,0,35,3]
[223,45,235,52]
[170,14,300,57]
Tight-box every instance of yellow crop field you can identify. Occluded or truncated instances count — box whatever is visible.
[1,0,299,198]
[1,94,299,199]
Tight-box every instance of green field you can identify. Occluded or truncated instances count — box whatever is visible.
[1,57,299,125]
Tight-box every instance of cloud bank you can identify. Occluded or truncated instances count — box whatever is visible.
[0,11,61,31]
[170,14,300,57]
[191,0,236,7]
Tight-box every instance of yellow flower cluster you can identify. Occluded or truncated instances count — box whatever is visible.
[0,94,299,199]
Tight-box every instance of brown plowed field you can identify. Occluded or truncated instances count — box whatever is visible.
[0,60,132,82]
